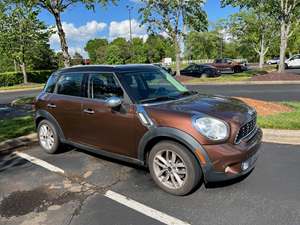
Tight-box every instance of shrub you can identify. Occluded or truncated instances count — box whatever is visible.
[0,70,53,87]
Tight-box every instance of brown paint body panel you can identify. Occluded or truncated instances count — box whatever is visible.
[80,99,138,157]
[35,65,262,181]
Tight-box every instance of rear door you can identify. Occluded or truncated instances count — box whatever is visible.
[47,72,86,143]
[80,72,137,157]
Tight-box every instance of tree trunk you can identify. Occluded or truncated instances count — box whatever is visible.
[14,59,18,72]
[54,12,71,68]
[174,37,181,76]
[20,63,28,84]
[258,35,266,69]
[278,21,289,73]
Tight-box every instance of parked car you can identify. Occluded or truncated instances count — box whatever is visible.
[152,63,174,75]
[211,58,244,73]
[266,57,280,65]
[35,64,262,195]
[180,64,221,77]
[285,54,300,69]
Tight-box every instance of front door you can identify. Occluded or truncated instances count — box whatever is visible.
[80,72,137,157]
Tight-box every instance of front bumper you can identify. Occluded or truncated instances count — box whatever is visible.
[202,128,262,183]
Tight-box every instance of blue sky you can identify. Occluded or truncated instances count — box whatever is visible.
[39,0,238,57]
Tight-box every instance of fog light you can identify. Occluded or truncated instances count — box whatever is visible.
[241,161,250,171]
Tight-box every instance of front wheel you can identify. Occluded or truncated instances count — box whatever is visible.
[148,141,202,195]
[37,120,61,154]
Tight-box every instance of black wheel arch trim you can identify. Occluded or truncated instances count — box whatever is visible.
[35,109,66,142]
[137,127,212,173]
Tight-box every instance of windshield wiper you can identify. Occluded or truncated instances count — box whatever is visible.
[140,96,177,104]
[179,91,198,97]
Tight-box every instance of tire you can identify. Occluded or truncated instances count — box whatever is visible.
[37,120,61,154]
[202,69,212,78]
[233,66,240,73]
[148,141,202,195]
[285,63,289,69]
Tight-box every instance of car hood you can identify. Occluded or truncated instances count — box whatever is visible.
[145,94,255,126]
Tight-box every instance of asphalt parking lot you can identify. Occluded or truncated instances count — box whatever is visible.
[1,142,300,225]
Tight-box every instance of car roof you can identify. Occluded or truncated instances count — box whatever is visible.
[57,64,159,74]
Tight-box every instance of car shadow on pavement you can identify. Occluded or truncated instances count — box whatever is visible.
[205,169,254,189]
[75,148,148,172]
[0,151,30,173]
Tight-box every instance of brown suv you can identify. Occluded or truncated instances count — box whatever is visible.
[35,65,262,195]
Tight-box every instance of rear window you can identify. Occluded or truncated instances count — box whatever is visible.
[55,73,85,97]
[44,74,58,93]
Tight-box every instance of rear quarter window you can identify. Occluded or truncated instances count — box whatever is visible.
[55,73,85,97]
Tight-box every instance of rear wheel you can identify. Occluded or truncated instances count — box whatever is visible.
[37,120,61,154]
[148,141,202,195]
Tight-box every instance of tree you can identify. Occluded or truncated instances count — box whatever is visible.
[33,0,116,68]
[228,7,278,68]
[71,52,84,65]
[130,38,147,63]
[222,0,300,72]
[0,1,52,83]
[104,37,130,64]
[139,0,207,76]
[185,31,220,60]
[145,35,167,63]
[85,38,108,64]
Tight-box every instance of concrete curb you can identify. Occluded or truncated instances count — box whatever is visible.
[0,128,299,153]
[262,129,300,146]
[0,133,37,152]
[184,80,300,86]
[0,87,43,93]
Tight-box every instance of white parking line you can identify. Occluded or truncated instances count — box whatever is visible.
[105,190,190,225]
[14,151,191,225]
[14,151,65,174]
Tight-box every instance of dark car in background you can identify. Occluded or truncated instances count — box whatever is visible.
[180,64,221,78]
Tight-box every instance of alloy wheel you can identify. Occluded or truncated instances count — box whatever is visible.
[39,124,55,151]
[152,149,187,189]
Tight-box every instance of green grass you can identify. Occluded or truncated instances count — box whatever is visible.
[258,102,300,130]
[0,83,44,91]
[0,116,35,142]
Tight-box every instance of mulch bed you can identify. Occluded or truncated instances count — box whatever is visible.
[175,75,194,82]
[250,72,300,81]
[236,97,293,116]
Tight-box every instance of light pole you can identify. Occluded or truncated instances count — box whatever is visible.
[126,5,133,43]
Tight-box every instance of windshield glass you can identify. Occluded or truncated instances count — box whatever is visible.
[117,69,191,103]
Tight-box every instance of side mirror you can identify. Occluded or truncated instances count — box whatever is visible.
[106,96,122,108]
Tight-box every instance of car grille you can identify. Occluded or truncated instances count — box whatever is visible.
[235,116,257,144]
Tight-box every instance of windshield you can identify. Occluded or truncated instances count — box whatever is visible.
[117,69,192,103]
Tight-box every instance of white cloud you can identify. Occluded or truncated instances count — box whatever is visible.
[109,19,148,41]
[50,20,107,45]
[49,20,107,58]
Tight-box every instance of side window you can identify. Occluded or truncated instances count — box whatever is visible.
[89,73,123,100]
[44,74,58,93]
[56,73,84,97]
[215,59,222,63]
[186,65,196,71]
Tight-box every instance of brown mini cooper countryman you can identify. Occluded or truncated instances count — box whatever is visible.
[35,65,262,195]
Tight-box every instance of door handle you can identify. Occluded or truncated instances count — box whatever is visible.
[83,109,95,114]
[47,103,56,108]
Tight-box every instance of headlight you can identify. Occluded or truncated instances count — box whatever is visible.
[193,117,229,141]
